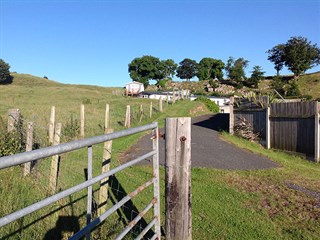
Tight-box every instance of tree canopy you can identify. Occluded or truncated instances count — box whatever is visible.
[128,56,178,87]
[197,58,225,81]
[248,65,265,88]
[267,36,320,77]
[0,59,11,84]
[128,55,165,87]
[225,57,249,86]
[266,44,285,76]
[176,58,198,81]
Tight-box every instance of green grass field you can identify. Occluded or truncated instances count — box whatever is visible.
[1,73,320,239]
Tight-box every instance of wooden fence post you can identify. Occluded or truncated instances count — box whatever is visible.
[266,107,271,149]
[173,91,176,104]
[315,101,319,163]
[49,123,62,194]
[80,104,85,138]
[139,104,143,122]
[98,128,113,215]
[105,104,110,130]
[229,96,234,134]
[49,106,55,144]
[7,109,20,132]
[159,97,163,112]
[125,105,131,128]
[24,122,34,176]
[150,102,153,118]
[165,117,192,240]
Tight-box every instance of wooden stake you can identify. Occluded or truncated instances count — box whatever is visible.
[49,106,55,144]
[80,104,85,138]
[150,102,153,118]
[125,105,131,128]
[165,117,192,240]
[24,122,33,176]
[159,97,163,112]
[49,123,62,194]
[139,104,143,123]
[98,128,113,215]
[105,104,110,130]
[7,109,20,132]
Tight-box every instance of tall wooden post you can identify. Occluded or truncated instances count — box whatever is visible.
[80,104,85,138]
[98,128,113,215]
[266,107,271,149]
[159,97,163,112]
[173,91,176,104]
[49,106,55,144]
[105,104,110,130]
[7,109,20,132]
[24,122,34,176]
[229,96,234,134]
[150,102,153,118]
[139,104,143,122]
[125,105,131,128]
[49,123,62,194]
[315,101,319,163]
[165,117,192,240]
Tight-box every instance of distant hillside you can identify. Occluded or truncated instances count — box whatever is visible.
[9,73,63,87]
[296,71,320,99]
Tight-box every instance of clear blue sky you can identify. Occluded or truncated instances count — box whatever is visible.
[0,0,319,87]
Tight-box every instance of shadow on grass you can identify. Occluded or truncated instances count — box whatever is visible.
[108,175,155,239]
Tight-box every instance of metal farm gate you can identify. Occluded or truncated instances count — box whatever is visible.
[0,123,161,239]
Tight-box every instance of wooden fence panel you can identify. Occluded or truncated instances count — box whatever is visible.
[234,109,267,139]
[270,117,315,155]
[270,102,317,156]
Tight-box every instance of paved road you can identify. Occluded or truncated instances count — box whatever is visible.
[120,114,279,170]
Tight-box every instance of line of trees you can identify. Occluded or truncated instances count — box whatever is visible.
[128,36,320,88]
[128,55,261,88]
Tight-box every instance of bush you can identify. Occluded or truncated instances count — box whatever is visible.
[62,114,80,142]
[195,96,219,113]
[0,59,11,84]
[0,116,25,157]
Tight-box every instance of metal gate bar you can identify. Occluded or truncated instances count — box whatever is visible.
[0,123,161,239]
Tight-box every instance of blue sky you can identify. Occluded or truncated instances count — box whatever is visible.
[0,0,319,87]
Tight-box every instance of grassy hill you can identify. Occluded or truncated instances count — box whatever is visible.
[296,71,320,99]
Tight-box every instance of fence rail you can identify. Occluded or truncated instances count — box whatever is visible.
[0,122,161,239]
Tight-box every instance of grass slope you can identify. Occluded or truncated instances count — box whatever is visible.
[1,73,320,239]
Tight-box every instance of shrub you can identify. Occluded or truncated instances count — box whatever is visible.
[195,96,219,113]
[0,116,25,157]
[62,114,80,142]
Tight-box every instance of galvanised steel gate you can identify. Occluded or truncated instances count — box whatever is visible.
[0,123,161,239]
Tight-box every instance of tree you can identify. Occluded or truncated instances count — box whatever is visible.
[161,59,177,80]
[248,66,265,88]
[176,58,198,81]
[283,36,320,77]
[0,59,11,83]
[128,55,165,87]
[225,57,249,86]
[266,44,285,76]
[197,58,225,81]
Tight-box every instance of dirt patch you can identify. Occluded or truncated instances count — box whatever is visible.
[224,174,320,221]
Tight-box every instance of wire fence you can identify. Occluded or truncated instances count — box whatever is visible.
[0,98,166,239]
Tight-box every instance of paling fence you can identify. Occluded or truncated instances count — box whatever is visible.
[230,96,320,162]
[0,123,161,239]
